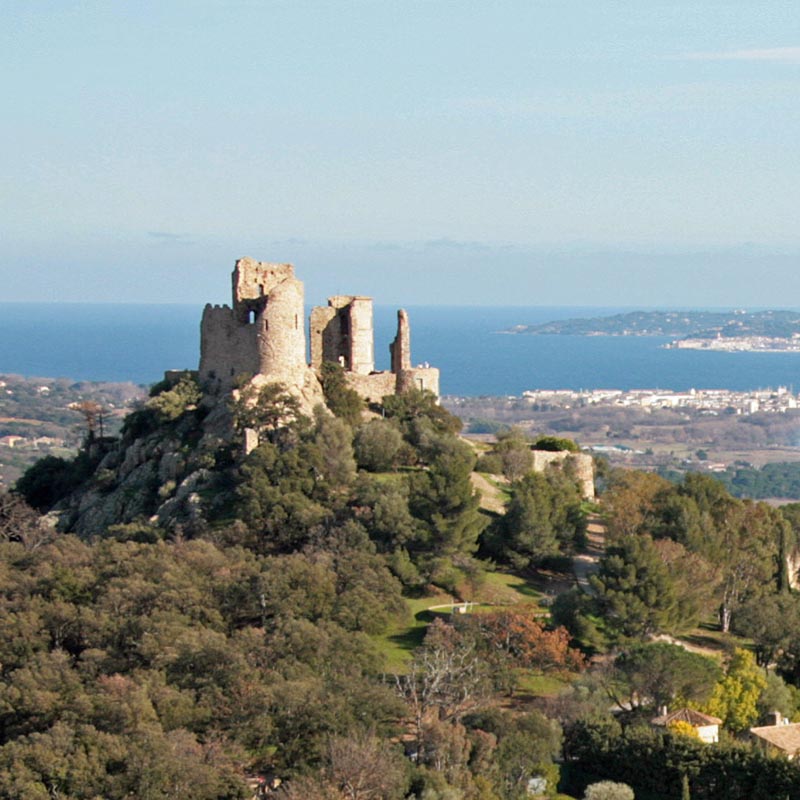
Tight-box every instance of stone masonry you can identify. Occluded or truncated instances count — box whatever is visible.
[199,257,439,407]
[531,450,595,500]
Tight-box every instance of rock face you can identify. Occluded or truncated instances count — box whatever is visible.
[531,450,595,500]
[52,390,236,538]
[200,257,440,410]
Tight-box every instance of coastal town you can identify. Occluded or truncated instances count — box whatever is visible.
[666,334,800,352]
[520,385,800,415]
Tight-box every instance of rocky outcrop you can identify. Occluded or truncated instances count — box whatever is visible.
[52,401,234,538]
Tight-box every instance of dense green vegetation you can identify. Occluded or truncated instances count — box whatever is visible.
[714,461,800,499]
[9,377,800,798]
[5,385,589,798]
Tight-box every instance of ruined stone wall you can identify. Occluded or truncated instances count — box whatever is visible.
[309,296,374,374]
[531,450,595,500]
[396,367,440,397]
[233,258,294,303]
[199,305,260,388]
[347,298,374,375]
[309,306,338,370]
[200,257,440,409]
[390,309,412,373]
[344,372,397,404]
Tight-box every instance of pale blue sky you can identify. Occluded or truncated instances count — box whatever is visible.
[3,1,800,305]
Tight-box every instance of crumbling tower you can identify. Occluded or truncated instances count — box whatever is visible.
[310,296,375,374]
[390,309,412,373]
[200,257,308,389]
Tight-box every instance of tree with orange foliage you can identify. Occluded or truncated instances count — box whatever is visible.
[463,605,584,685]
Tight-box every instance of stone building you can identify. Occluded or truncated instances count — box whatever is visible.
[199,257,439,407]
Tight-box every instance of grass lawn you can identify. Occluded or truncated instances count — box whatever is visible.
[514,671,573,697]
[481,473,513,501]
[374,592,452,673]
[373,570,547,673]
[473,570,545,605]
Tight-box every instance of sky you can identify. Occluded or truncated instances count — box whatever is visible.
[3,1,800,306]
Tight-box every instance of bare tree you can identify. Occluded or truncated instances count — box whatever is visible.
[394,619,490,760]
[327,732,406,800]
[72,400,105,440]
[0,491,54,551]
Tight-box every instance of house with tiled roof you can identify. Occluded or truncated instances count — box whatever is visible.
[650,707,722,744]
[750,713,800,759]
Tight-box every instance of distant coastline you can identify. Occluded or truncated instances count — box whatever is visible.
[6,303,800,396]
[508,309,800,344]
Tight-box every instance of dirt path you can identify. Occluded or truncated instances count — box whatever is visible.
[573,513,606,594]
[470,472,508,515]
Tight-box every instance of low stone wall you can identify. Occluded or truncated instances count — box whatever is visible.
[531,450,595,500]
[344,371,397,404]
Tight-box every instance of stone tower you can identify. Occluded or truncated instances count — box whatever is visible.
[310,296,375,375]
[199,257,308,389]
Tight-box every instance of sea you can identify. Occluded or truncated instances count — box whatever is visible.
[2,303,800,397]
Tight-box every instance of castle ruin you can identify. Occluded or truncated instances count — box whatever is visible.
[199,257,439,407]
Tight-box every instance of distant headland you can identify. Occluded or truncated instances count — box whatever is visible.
[507,309,800,352]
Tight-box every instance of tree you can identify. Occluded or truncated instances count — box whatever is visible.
[757,671,796,721]
[144,376,200,423]
[704,648,766,732]
[583,781,634,800]
[494,428,534,481]
[466,709,562,799]
[590,534,681,640]
[0,492,52,551]
[382,389,462,442]
[464,605,583,678]
[651,538,719,632]
[320,361,364,429]
[408,434,487,583]
[499,470,586,567]
[314,408,357,489]
[73,399,105,440]
[232,381,302,443]
[394,620,491,760]
[533,435,579,453]
[602,470,670,541]
[354,419,404,472]
[712,501,782,632]
[603,642,719,712]
[326,732,408,800]
[733,594,800,669]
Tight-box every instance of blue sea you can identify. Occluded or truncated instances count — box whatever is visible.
[2,303,800,396]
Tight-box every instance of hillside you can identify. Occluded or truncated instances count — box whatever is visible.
[7,370,800,798]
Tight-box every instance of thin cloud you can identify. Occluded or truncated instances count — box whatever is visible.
[678,47,800,63]
[147,231,192,242]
